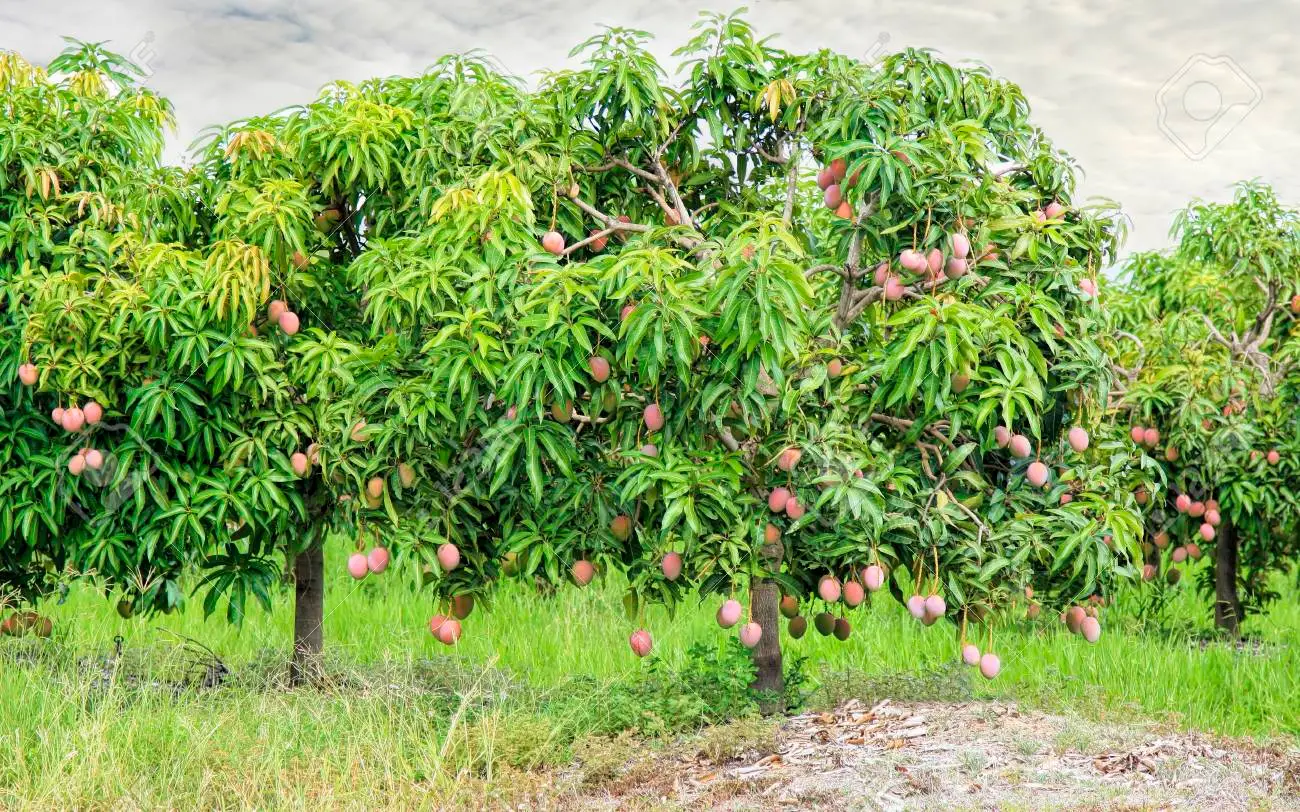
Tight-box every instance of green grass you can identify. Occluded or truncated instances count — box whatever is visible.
[1,538,1296,808]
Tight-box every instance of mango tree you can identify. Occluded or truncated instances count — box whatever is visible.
[7,14,1143,695]
[1108,181,1300,635]
[347,11,1143,704]
[0,44,179,633]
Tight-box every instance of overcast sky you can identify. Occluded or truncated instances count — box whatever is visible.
[4,0,1297,257]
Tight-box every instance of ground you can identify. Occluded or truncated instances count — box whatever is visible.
[546,700,1300,811]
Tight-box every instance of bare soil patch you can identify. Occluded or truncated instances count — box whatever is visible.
[562,700,1300,810]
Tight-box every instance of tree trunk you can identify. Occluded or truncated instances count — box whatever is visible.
[289,544,325,685]
[1213,521,1242,637]
[750,540,784,715]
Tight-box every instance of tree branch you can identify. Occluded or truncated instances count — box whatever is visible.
[561,227,617,256]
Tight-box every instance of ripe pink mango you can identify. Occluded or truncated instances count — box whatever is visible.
[1142,427,1160,447]
[923,594,946,618]
[926,248,943,277]
[863,564,885,591]
[347,553,368,580]
[898,249,926,273]
[541,231,565,255]
[278,310,300,335]
[951,232,971,260]
[768,487,791,513]
[629,629,653,657]
[367,547,390,573]
[979,653,1002,679]
[1080,616,1101,644]
[17,363,37,386]
[739,622,763,648]
[1067,427,1089,452]
[817,575,842,603]
[1130,425,1145,444]
[62,407,86,433]
[993,426,1011,448]
[843,581,865,607]
[823,184,842,210]
[661,551,682,581]
[717,599,743,628]
[1026,461,1050,488]
[85,449,104,470]
[572,560,596,586]
[588,356,611,383]
[961,643,980,666]
[883,276,905,301]
[643,403,664,432]
[785,497,805,520]
[1175,493,1191,512]
[437,543,460,571]
[1009,434,1032,459]
[777,447,802,471]
[906,595,926,619]
[1199,523,1215,541]
[436,618,462,645]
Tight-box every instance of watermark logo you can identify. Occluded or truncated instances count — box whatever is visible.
[1156,54,1262,160]
[127,31,158,80]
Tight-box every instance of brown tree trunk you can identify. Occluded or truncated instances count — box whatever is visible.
[289,544,325,685]
[750,541,784,715]
[1213,521,1242,636]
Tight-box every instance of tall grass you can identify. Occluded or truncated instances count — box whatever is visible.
[1,536,1295,807]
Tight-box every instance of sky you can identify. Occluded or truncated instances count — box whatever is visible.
[3,0,1297,257]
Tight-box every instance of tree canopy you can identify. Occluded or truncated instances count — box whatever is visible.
[2,12,1148,689]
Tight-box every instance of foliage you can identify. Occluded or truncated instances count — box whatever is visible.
[1108,180,1300,624]
[2,11,1143,673]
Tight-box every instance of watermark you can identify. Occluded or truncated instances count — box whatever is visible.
[863,32,891,67]
[127,31,158,81]
[55,422,164,529]
[1156,54,1261,160]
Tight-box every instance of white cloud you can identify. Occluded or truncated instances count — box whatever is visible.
[3,0,1296,255]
